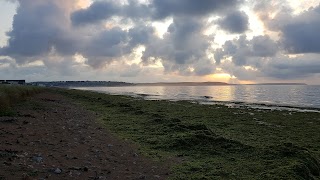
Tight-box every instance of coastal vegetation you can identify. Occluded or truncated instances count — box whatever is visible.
[0,85,43,115]
[55,88,320,179]
[1,85,319,179]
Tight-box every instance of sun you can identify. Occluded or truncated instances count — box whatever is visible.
[205,73,233,83]
[76,0,91,9]
[205,73,256,84]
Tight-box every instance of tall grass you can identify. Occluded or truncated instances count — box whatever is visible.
[0,85,43,114]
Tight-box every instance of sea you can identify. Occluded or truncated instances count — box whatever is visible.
[72,85,320,112]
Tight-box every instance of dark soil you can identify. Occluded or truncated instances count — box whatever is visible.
[0,92,170,179]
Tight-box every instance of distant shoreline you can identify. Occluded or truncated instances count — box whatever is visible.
[134,82,308,86]
[29,81,308,87]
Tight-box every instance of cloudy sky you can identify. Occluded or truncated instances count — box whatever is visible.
[0,0,320,84]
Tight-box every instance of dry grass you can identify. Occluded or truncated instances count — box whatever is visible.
[0,85,43,114]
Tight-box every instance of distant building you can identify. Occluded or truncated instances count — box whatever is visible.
[2,80,26,85]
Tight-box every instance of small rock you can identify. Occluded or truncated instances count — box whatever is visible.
[154,175,161,178]
[107,144,113,147]
[3,162,12,166]
[83,167,89,172]
[54,168,62,174]
[69,167,82,171]
[32,155,43,163]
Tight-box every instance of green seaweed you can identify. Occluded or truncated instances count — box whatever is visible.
[55,88,320,179]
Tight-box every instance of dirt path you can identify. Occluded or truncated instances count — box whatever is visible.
[0,92,170,179]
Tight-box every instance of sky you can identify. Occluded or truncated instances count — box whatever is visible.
[0,0,320,84]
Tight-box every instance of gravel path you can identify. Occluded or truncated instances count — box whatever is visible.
[0,92,169,179]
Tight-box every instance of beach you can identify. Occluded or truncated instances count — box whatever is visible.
[1,87,320,179]
[0,90,170,179]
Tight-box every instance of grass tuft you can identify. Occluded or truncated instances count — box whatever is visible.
[0,85,43,115]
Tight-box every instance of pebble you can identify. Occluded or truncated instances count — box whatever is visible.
[83,166,89,172]
[54,168,62,174]
[69,167,82,170]
[32,155,43,163]
[154,175,161,178]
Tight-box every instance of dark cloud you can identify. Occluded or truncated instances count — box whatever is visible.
[0,0,150,69]
[262,54,320,79]
[121,1,152,20]
[251,36,278,57]
[255,2,320,54]
[128,25,155,47]
[82,27,132,68]
[71,1,120,26]
[84,27,128,57]
[2,1,60,57]
[193,60,216,76]
[71,0,152,26]
[280,6,320,54]
[0,0,79,64]
[1,0,240,76]
[214,35,278,66]
[219,53,320,82]
[70,0,243,25]
[142,17,215,75]
[2,0,320,83]
[217,10,249,34]
[150,0,242,19]
[83,25,157,68]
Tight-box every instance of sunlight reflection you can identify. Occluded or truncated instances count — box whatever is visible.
[73,84,320,108]
[207,86,235,102]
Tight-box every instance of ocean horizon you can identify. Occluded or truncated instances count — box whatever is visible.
[72,84,320,112]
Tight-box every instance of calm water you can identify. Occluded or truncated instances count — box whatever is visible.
[73,85,320,109]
